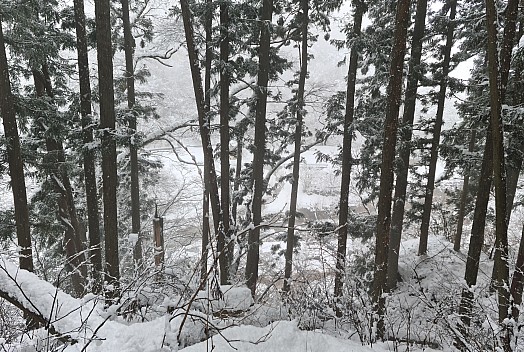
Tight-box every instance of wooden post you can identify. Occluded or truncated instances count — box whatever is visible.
[153,206,164,269]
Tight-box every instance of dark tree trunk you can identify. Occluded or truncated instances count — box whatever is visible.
[180,0,223,279]
[372,0,411,339]
[121,0,142,267]
[387,0,429,289]
[418,0,456,255]
[509,23,524,323]
[33,67,88,297]
[283,0,309,295]
[73,0,102,294]
[490,0,519,295]
[333,0,365,311]
[485,0,512,337]
[94,0,120,298]
[458,56,495,329]
[245,0,273,297]
[0,20,34,273]
[200,0,213,288]
[220,0,232,285]
[200,189,210,289]
[454,128,476,252]
[505,43,524,221]
[459,124,493,327]
[232,132,243,228]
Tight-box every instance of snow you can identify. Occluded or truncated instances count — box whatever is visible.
[1,229,511,352]
[195,285,254,313]
[0,256,90,335]
[182,321,388,352]
[129,232,139,244]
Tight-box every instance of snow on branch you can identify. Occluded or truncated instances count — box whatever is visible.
[0,257,83,344]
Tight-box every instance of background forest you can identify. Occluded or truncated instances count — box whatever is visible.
[0,0,523,350]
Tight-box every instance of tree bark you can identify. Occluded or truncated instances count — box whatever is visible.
[121,0,142,267]
[200,0,213,289]
[459,123,493,328]
[245,0,273,297]
[485,0,512,338]
[232,132,243,228]
[458,0,519,322]
[490,0,519,292]
[372,0,411,339]
[504,38,524,221]
[73,0,102,294]
[509,21,524,323]
[333,0,365,312]
[220,0,232,285]
[283,0,309,295]
[94,0,120,298]
[418,0,456,255]
[180,0,223,280]
[387,0,430,289]
[0,20,34,273]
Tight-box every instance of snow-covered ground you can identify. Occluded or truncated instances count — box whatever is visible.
[2,230,504,352]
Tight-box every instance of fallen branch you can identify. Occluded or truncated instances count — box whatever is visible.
[0,262,78,345]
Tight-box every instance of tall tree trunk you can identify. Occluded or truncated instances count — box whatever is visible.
[372,0,411,339]
[121,0,142,267]
[504,20,523,221]
[73,0,102,294]
[245,0,273,297]
[0,20,34,273]
[418,0,456,255]
[333,0,365,311]
[94,0,120,299]
[454,128,476,251]
[459,0,517,328]
[200,0,213,288]
[459,123,493,328]
[485,0,511,339]
[509,22,524,323]
[180,0,223,280]
[490,0,519,290]
[283,0,309,295]
[33,67,88,297]
[220,0,232,285]
[387,0,429,289]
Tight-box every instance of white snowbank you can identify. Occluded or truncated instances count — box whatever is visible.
[182,320,388,352]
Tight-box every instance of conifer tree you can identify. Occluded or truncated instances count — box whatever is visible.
[73,0,102,294]
[179,0,224,286]
[121,0,142,266]
[333,0,366,311]
[94,0,121,298]
[245,0,273,297]
[372,0,411,339]
[32,65,88,296]
[418,0,457,255]
[283,0,309,295]
[0,19,34,273]
[388,0,430,288]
